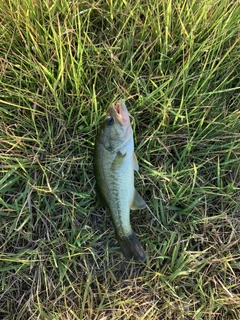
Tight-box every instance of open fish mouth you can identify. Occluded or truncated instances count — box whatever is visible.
[114,101,121,115]
[110,100,129,126]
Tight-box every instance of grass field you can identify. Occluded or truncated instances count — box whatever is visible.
[0,0,240,319]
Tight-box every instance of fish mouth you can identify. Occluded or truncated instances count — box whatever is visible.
[115,102,121,115]
[110,100,129,126]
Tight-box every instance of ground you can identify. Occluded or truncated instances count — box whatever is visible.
[0,0,240,319]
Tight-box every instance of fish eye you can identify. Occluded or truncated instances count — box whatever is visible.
[106,117,114,125]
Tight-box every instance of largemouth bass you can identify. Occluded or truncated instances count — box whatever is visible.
[93,100,146,262]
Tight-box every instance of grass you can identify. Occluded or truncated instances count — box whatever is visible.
[0,0,240,318]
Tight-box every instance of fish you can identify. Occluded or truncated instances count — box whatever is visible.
[93,100,146,262]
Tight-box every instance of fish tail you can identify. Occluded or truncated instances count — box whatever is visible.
[116,231,146,262]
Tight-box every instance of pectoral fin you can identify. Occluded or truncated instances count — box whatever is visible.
[111,151,126,169]
[132,152,139,171]
[130,189,147,210]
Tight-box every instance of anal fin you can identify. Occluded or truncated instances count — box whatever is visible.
[130,189,147,210]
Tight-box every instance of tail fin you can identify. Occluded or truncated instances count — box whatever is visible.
[116,231,146,262]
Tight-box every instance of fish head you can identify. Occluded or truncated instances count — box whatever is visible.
[100,100,133,151]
